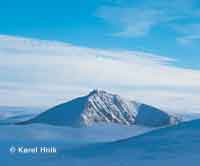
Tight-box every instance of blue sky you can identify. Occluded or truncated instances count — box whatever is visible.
[0,0,200,69]
[0,0,200,111]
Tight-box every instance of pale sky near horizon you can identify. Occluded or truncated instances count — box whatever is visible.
[0,0,200,113]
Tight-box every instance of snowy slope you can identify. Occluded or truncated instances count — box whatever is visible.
[60,119,200,166]
[1,119,200,166]
[0,123,153,166]
[19,90,179,127]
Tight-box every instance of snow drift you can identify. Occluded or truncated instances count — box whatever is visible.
[62,119,200,166]
[1,119,200,166]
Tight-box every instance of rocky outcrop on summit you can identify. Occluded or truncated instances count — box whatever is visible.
[81,90,138,126]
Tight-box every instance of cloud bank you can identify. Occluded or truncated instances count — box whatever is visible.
[0,35,200,113]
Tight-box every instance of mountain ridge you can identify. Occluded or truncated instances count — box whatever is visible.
[18,90,179,127]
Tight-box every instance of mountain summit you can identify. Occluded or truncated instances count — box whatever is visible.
[19,90,179,127]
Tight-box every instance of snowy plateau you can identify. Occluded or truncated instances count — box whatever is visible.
[0,90,200,166]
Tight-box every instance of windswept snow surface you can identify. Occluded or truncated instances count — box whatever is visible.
[0,123,153,165]
[1,120,200,166]
[21,90,178,127]
[61,119,200,166]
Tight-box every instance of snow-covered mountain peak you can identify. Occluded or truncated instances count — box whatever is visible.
[19,90,179,127]
[88,89,103,95]
[82,90,138,126]
[87,89,115,98]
